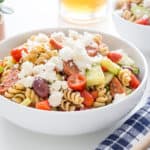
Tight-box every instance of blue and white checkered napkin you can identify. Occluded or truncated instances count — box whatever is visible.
[96,97,150,150]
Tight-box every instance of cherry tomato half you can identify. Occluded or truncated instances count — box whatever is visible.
[136,18,150,25]
[107,52,122,63]
[36,100,51,111]
[11,47,28,62]
[81,90,94,108]
[130,73,140,89]
[67,74,86,91]
[49,38,63,50]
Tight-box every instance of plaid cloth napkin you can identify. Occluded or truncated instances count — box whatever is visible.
[96,97,150,150]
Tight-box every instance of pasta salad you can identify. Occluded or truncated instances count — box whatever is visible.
[116,0,150,25]
[0,30,140,111]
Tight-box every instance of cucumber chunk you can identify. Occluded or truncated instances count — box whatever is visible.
[86,65,105,87]
[101,58,121,75]
[104,72,114,85]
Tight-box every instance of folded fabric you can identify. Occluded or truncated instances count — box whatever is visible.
[96,97,150,150]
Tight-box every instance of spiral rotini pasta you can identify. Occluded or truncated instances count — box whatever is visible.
[93,34,102,45]
[98,43,110,56]
[93,88,112,108]
[118,69,131,86]
[4,83,40,105]
[60,99,76,111]
[4,83,26,103]
[25,88,40,106]
[63,89,84,105]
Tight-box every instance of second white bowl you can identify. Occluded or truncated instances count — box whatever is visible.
[112,12,150,54]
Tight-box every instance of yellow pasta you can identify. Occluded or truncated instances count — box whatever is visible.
[4,83,39,105]
[4,83,26,103]
[93,87,112,108]
[63,89,84,105]
[98,43,110,56]
[25,88,40,106]
[93,34,102,45]
[60,99,76,111]
[118,69,131,86]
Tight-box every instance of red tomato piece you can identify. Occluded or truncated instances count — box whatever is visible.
[90,90,99,99]
[130,73,140,89]
[85,46,98,57]
[11,48,28,62]
[63,60,79,76]
[110,77,124,96]
[136,18,150,25]
[107,52,122,63]
[81,90,94,108]
[67,74,86,91]
[101,66,108,72]
[36,100,51,111]
[49,38,63,50]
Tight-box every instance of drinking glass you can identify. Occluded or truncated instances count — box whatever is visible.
[59,0,109,24]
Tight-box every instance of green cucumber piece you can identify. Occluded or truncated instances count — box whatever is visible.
[86,65,105,87]
[101,58,121,75]
[131,65,140,75]
[104,72,114,85]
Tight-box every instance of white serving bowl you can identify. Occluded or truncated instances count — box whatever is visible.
[112,11,150,54]
[0,28,148,135]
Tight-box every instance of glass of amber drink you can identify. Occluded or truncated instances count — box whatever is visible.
[59,0,108,24]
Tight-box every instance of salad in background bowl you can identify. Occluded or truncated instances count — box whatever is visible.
[112,0,150,54]
[0,28,148,135]
[116,0,150,25]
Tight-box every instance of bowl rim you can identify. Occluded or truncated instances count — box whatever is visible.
[113,10,150,29]
[0,27,148,115]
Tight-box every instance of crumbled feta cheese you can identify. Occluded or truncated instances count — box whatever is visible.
[143,0,150,8]
[17,76,34,88]
[38,71,57,83]
[68,30,82,40]
[50,80,68,91]
[48,91,63,107]
[59,46,73,61]
[113,93,126,104]
[34,33,49,43]
[44,61,56,72]
[26,40,41,51]
[33,64,45,75]
[51,32,65,42]
[13,64,19,69]
[18,61,33,79]
[83,32,94,45]
[49,56,63,71]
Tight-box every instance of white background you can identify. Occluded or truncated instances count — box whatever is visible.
[0,0,149,149]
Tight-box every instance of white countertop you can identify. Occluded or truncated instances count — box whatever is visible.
[0,0,149,149]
